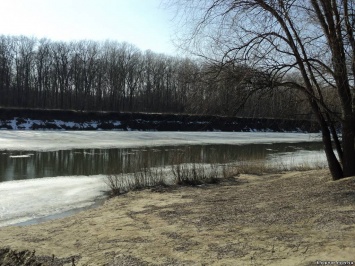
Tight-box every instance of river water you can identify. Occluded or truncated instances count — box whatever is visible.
[1,142,324,182]
[0,131,325,226]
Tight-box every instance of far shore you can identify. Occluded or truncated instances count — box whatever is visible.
[0,169,354,265]
[0,107,320,132]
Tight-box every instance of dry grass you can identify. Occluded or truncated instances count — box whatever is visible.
[105,155,327,196]
[230,157,327,175]
[105,168,169,196]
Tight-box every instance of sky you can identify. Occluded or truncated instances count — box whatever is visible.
[0,0,178,55]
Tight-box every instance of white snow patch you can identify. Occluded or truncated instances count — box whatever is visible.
[18,119,44,130]
[268,150,328,169]
[7,118,18,130]
[0,175,107,227]
[5,118,45,130]
[64,121,76,128]
[9,154,34,158]
[88,121,98,128]
[112,120,121,126]
[51,120,100,129]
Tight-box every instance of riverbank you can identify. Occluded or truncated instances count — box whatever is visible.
[0,169,354,265]
[0,107,320,132]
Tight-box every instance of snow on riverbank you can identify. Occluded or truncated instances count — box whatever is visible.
[0,131,321,151]
[267,149,328,169]
[0,175,107,227]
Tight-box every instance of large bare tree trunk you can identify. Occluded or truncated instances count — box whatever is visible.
[342,118,355,177]
[310,100,343,179]
[322,128,343,180]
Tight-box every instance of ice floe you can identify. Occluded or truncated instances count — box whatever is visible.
[0,131,321,151]
[0,175,107,227]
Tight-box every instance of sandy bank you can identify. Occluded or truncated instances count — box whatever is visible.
[0,169,354,265]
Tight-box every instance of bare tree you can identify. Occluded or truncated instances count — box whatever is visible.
[167,0,355,180]
[0,36,14,107]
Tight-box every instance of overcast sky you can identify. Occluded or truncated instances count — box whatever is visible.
[0,0,178,55]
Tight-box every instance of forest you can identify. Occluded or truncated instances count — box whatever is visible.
[0,35,330,120]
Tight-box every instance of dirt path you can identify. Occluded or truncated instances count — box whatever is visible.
[0,169,354,265]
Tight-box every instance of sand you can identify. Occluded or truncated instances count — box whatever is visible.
[0,169,354,265]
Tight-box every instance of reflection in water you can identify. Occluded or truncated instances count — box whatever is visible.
[0,142,323,182]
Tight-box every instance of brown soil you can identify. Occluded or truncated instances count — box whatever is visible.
[0,169,354,266]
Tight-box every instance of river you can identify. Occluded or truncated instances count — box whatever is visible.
[0,131,325,226]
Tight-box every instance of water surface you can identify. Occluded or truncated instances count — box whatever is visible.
[1,142,324,182]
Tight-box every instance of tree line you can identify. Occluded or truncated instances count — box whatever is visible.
[0,35,318,119]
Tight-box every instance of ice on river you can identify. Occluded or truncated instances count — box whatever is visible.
[0,131,323,227]
[0,131,321,151]
[0,175,107,227]
[267,149,328,169]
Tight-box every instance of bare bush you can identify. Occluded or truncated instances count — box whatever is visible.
[106,150,326,196]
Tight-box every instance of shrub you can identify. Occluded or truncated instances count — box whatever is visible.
[105,152,326,196]
[171,163,220,186]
